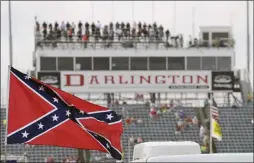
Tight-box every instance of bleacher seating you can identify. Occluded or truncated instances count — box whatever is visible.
[1,105,253,162]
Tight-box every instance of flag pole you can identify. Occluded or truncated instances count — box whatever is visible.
[8,0,13,66]
[209,93,213,154]
[4,65,11,162]
[246,0,250,76]
[5,0,13,161]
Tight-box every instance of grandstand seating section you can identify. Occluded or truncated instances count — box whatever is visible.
[1,105,253,162]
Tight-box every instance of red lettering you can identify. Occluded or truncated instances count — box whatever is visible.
[90,76,99,84]
[105,75,115,84]
[119,75,128,84]
[197,75,208,84]
[140,76,151,84]
[64,74,84,86]
[155,75,165,84]
[183,75,193,84]
[130,75,135,84]
[168,75,180,84]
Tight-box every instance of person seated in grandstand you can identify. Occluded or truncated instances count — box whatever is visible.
[179,110,186,119]
[78,21,82,30]
[71,22,75,35]
[96,21,101,29]
[116,27,122,41]
[160,104,168,113]
[77,28,82,41]
[192,116,198,125]
[102,25,109,41]
[137,136,143,144]
[165,29,170,42]
[115,21,120,30]
[148,26,155,42]
[47,24,55,43]
[67,26,73,41]
[36,21,40,32]
[193,38,198,47]
[126,22,130,32]
[109,22,113,30]
[184,115,193,127]
[136,118,143,125]
[174,111,180,121]
[143,25,149,41]
[109,27,114,45]
[121,22,125,30]
[95,26,101,41]
[91,22,96,36]
[54,21,58,31]
[42,26,47,40]
[82,34,88,48]
[85,22,89,30]
[42,21,47,30]
[251,118,253,124]
[175,120,184,135]
[153,22,157,30]
[66,21,70,31]
[158,25,164,42]
[149,107,157,119]
[60,21,65,32]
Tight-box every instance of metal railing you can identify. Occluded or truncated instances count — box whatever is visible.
[34,34,234,50]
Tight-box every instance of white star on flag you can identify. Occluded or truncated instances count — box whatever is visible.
[38,122,44,129]
[24,76,31,80]
[21,131,29,138]
[106,143,110,149]
[52,114,59,121]
[66,110,71,117]
[106,114,114,121]
[39,85,44,91]
[53,97,59,103]
[79,110,84,114]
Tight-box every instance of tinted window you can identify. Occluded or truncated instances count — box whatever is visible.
[202,57,216,70]
[112,57,129,70]
[76,57,92,70]
[40,57,56,70]
[149,57,166,70]
[168,57,185,70]
[217,57,231,71]
[58,57,74,70]
[93,57,109,70]
[187,57,201,70]
[131,57,147,70]
[203,32,209,40]
[212,32,229,39]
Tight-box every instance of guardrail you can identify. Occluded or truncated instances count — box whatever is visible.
[35,36,234,50]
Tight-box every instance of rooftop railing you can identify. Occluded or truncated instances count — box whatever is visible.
[35,34,234,50]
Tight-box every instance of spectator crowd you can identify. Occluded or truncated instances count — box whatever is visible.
[35,21,232,49]
[35,20,186,48]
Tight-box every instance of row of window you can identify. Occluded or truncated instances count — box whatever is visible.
[40,56,231,71]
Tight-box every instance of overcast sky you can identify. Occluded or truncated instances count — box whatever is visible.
[1,1,253,104]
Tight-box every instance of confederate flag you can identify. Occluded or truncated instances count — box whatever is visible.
[7,67,123,160]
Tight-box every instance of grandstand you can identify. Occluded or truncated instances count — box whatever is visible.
[1,19,253,163]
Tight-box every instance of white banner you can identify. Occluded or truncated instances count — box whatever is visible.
[60,71,212,93]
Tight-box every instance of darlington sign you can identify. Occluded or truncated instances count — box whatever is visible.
[60,71,212,93]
